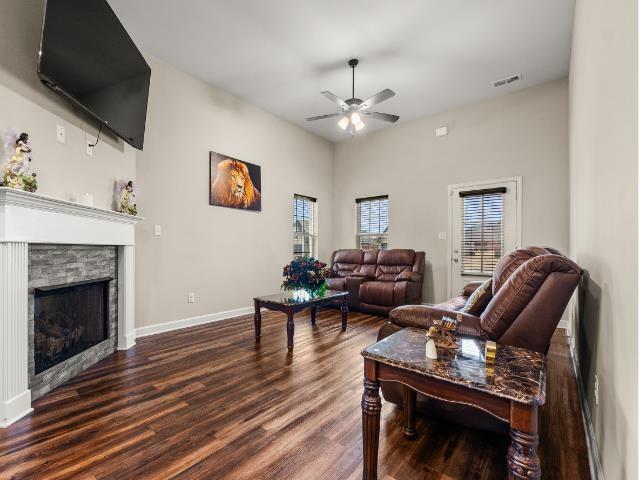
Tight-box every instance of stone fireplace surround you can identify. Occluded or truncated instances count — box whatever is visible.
[28,244,118,400]
[0,188,141,427]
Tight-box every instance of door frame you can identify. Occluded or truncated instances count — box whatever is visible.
[447,176,522,298]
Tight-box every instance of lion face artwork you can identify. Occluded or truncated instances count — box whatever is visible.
[209,152,261,211]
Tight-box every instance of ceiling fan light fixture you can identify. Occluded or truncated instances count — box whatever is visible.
[350,111,361,125]
[354,120,365,131]
[338,116,349,130]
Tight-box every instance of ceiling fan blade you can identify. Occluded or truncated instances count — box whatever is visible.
[359,89,395,110]
[321,91,349,110]
[306,113,341,121]
[362,111,399,123]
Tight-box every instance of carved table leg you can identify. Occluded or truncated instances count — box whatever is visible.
[341,297,348,332]
[402,386,418,440]
[362,359,381,480]
[508,402,541,480]
[310,305,317,326]
[253,299,261,342]
[286,313,295,350]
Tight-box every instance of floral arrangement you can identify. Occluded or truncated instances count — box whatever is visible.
[1,131,37,192]
[281,256,331,295]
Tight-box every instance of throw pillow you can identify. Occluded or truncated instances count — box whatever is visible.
[461,278,493,316]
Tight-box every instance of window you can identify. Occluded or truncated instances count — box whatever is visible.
[460,187,505,275]
[293,194,317,258]
[356,195,389,250]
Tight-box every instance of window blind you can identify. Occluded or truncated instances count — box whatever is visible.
[460,188,505,275]
[293,194,317,258]
[356,195,389,250]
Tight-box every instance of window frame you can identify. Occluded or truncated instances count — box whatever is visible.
[355,195,389,250]
[292,194,318,258]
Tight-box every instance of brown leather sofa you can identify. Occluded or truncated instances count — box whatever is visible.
[377,246,582,432]
[326,249,425,316]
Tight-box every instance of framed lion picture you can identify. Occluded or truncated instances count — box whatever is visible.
[209,152,262,211]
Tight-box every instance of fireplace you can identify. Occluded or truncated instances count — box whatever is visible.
[34,277,113,374]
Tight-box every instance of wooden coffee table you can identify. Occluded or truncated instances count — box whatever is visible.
[360,328,547,480]
[253,289,348,349]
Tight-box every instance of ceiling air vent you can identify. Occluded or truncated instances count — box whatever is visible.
[492,74,522,88]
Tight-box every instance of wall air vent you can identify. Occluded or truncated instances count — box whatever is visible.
[492,74,522,88]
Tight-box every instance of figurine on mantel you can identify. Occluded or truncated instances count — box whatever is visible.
[118,180,137,216]
[1,131,37,192]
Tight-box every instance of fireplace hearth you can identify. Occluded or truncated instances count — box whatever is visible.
[34,277,112,374]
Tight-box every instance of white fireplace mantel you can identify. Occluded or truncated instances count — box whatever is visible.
[0,188,142,427]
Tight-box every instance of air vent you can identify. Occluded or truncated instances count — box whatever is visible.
[492,74,522,88]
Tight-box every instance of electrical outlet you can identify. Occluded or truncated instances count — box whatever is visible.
[153,225,162,236]
[188,292,195,304]
[594,374,599,406]
[56,124,66,144]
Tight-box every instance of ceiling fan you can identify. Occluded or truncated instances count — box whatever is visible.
[306,59,399,134]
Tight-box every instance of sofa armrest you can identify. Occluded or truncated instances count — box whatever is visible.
[395,272,422,283]
[389,305,486,338]
[462,281,485,296]
[345,275,365,308]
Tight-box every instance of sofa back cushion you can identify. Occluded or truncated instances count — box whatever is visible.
[375,249,416,281]
[481,254,582,342]
[492,247,559,294]
[331,249,363,277]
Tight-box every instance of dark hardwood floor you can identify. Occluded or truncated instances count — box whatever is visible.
[0,310,590,479]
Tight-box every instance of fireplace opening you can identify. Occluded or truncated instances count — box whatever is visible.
[34,277,113,374]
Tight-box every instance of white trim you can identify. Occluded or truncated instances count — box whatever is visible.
[557,319,570,331]
[570,342,604,480]
[135,306,255,338]
[446,176,522,298]
[0,187,141,224]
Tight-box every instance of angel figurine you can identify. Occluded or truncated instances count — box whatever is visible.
[1,131,37,192]
[118,180,137,216]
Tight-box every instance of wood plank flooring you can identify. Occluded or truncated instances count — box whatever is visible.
[0,310,590,479]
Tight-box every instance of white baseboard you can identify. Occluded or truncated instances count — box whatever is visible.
[569,342,604,480]
[0,390,33,428]
[135,306,255,338]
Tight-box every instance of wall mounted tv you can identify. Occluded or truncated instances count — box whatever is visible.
[37,0,151,150]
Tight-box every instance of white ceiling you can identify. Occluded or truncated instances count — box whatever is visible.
[108,0,575,143]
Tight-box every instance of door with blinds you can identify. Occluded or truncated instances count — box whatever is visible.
[449,179,519,296]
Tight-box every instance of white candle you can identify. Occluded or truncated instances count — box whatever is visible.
[81,193,94,207]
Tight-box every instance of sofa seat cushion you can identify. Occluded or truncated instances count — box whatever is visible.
[359,281,394,306]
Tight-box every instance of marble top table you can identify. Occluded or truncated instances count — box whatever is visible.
[360,327,547,480]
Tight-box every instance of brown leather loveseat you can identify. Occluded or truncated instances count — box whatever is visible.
[377,247,582,431]
[326,249,425,316]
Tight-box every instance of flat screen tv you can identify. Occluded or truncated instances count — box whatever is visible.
[37,0,151,150]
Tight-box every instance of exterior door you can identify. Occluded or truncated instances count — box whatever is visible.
[449,178,520,297]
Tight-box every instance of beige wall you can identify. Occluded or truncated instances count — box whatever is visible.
[569,0,638,478]
[0,0,135,209]
[134,56,333,328]
[333,80,570,304]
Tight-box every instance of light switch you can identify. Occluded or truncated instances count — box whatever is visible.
[153,225,162,236]
[438,232,447,240]
[56,124,66,144]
